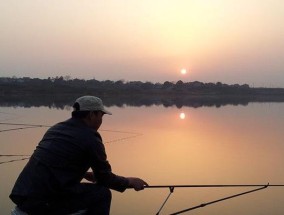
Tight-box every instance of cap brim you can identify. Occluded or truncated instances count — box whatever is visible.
[102,109,112,115]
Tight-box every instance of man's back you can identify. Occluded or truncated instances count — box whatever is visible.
[10,118,100,199]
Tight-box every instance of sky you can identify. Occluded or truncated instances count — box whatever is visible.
[1,0,284,87]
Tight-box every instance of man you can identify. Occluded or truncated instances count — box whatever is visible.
[10,95,148,215]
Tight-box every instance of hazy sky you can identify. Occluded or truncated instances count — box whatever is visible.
[1,0,284,87]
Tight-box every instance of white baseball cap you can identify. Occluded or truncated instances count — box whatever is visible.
[74,96,112,115]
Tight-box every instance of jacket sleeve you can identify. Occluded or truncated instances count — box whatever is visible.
[88,133,129,192]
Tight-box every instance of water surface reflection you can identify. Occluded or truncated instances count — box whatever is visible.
[1,103,284,214]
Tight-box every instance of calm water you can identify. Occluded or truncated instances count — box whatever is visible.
[1,102,284,215]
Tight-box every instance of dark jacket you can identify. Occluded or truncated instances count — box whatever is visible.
[10,117,129,202]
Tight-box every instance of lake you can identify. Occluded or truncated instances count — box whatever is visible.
[1,101,284,215]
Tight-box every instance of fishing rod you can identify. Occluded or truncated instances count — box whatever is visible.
[170,184,268,215]
[145,184,284,188]
[143,183,284,215]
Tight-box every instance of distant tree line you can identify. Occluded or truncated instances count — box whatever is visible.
[0,76,255,96]
[1,76,284,108]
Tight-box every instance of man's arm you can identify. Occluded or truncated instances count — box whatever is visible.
[84,171,96,182]
[84,171,148,191]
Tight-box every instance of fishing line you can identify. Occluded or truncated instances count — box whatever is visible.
[0,122,143,143]
[0,132,141,165]
[0,122,49,133]
[0,154,30,157]
[0,154,31,165]
[100,129,141,135]
[0,157,30,165]
[0,122,142,165]
[0,126,41,132]
[0,131,141,162]
[104,133,142,144]
[100,129,142,143]
[0,122,50,127]
[0,122,141,134]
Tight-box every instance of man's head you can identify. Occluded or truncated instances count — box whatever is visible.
[73,96,112,115]
[72,96,111,130]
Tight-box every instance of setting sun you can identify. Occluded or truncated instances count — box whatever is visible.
[181,69,187,75]
[179,112,186,119]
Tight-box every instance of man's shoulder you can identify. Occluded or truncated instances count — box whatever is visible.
[47,118,103,147]
[52,118,86,130]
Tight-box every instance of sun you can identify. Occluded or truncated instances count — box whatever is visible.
[179,112,186,120]
[180,68,187,75]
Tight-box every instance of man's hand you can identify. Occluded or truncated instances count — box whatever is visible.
[127,177,148,191]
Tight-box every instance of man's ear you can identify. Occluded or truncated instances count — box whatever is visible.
[92,111,100,116]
